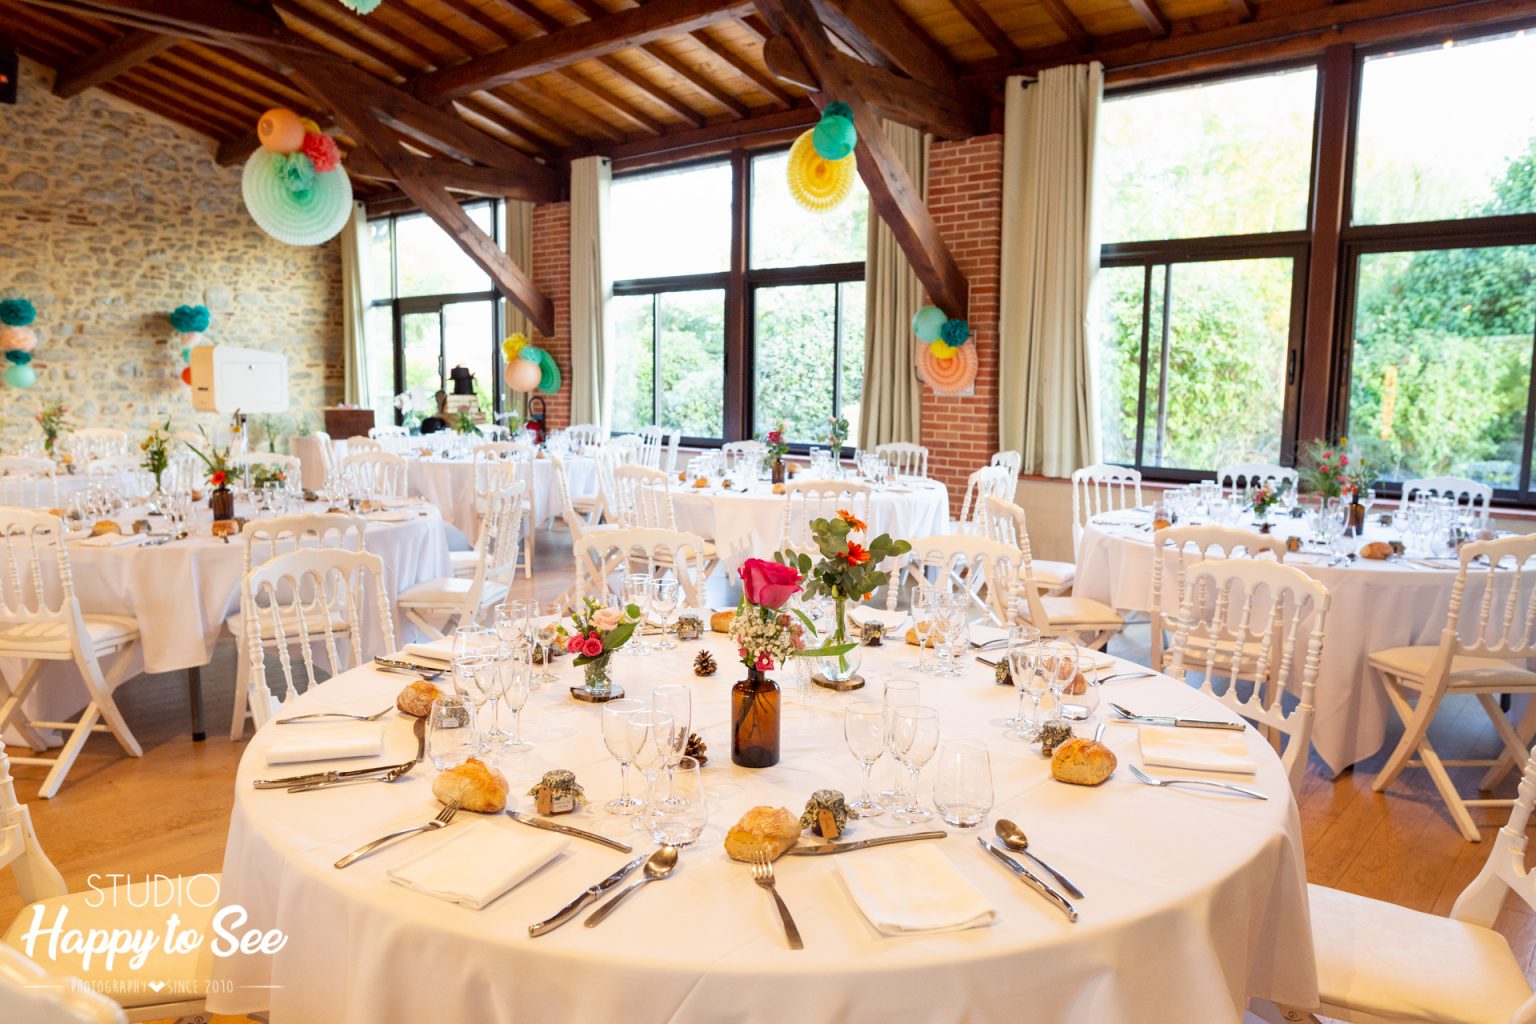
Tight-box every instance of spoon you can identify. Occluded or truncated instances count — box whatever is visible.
[583,846,678,927]
[994,820,1085,899]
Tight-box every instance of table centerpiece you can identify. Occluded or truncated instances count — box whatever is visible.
[558,597,642,702]
[35,400,68,459]
[186,430,236,521]
[139,417,172,511]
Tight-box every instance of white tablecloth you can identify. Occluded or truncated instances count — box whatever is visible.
[407,455,598,538]
[672,479,952,571]
[1075,516,1462,775]
[210,636,1316,1023]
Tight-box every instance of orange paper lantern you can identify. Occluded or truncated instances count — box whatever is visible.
[180,366,193,385]
[258,108,306,154]
[505,359,542,393]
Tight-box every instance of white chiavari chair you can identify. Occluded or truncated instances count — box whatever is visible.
[566,423,608,447]
[904,535,1023,627]
[1070,463,1144,559]
[661,429,682,474]
[1149,524,1287,673]
[574,527,709,608]
[81,454,138,486]
[551,455,617,612]
[983,495,1075,596]
[1002,518,1125,647]
[1216,462,1298,495]
[471,443,536,578]
[369,425,409,440]
[0,943,126,1024]
[632,426,666,469]
[1166,559,1329,796]
[875,442,928,478]
[779,480,874,564]
[612,465,719,583]
[0,457,59,510]
[953,465,1012,536]
[0,511,142,798]
[226,513,368,739]
[398,483,523,638]
[343,450,409,498]
[722,440,766,477]
[1368,533,1536,841]
[345,436,383,454]
[582,444,629,527]
[1403,475,1494,520]
[991,450,1022,489]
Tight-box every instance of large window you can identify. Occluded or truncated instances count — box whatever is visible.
[608,151,867,446]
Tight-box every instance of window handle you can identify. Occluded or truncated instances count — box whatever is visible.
[1287,349,1297,386]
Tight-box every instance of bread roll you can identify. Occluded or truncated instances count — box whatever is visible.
[724,806,800,862]
[90,520,120,536]
[1050,738,1117,786]
[210,520,239,539]
[710,610,736,634]
[693,478,710,489]
[431,757,509,813]
[903,624,941,648]
[1359,541,1397,560]
[395,680,444,717]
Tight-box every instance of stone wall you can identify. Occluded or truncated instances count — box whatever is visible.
[0,57,342,452]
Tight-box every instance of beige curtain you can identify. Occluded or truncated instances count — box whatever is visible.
[502,199,533,420]
[998,65,1103,478]
[858,120,928,450]
[340,201,369,407]
[569,156,611,430]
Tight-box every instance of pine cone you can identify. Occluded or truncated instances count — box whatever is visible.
[693,650,717,676]
[685,732,708,766]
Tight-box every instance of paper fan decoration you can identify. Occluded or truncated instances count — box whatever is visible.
[242,149,353,246]
[916,338,977,396]
[786,129,856,213]
[520,345,561,394]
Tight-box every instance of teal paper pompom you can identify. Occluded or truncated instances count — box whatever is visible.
[940,318,970,346]
[823,102,853,121]
[0,299,36,327]
[339,0,382,11]
[277,152,316,197]
[4,350,31,365]
[168,304,211,334]
[813,103,857,161]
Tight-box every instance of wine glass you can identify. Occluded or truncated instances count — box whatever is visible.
[427,694,479,769]
[651,577,681,650]
[880,678,921,805]
[1005,624,1042,732]
[932,739,993,829]
[935,594,970,677]
[1037,640,1079,726]
[496,641,533,753]
[844,700,887,816]
[627,710,674,832]
[494,600,532,646]
[451,652,502,747]
[453,625,494,663]
[889,705,940,824]
[601,698,646,815]
[647,756,707,847]
[651,684,692,807]
[533,603,561,689]
[621,574,655,655]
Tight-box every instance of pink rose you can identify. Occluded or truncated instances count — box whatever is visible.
[565,635,583,653]
[739,557,802,609]
[582,635,604,658]
[592,607,623,631]
[1339,455,1349,466]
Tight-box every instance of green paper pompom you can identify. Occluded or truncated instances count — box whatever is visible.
[168,304,211,334]
[940,318,970,346]
[277,151,316,197]
[5,364,36,388]
[339,0,382,12]
[823,101,853,121]
[4,350,31,366]
[813,110,857,161]
[0,299,36,327]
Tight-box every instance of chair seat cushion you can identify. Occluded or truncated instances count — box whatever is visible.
[4,877,218,1010]
[1035,595,1123,628]
[1032,558,1077,589]
[224,605,351,642]
[449,550,478,578]
[399,576,509,610]
[1308,883,1532,1024]
[0,614,138,657]
[1368,645,1536,689]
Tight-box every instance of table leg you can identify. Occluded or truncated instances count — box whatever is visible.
[187,667,206,742]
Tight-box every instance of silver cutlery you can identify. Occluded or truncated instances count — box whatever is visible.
[276,707,392,725]
[1099,670,1157,683]
[994,820,1084,899]
[334,799,461,869]
[1128,763,1267,800]
[374,663,444,681]
[529,855,647,937]
[751,850,804,950]
[976,838,1077,923]
[785,831,946,856]
[507,810,634,853]
[1109,702,1245,732]
[261,716,427,792]
[584,846,678,927]
[374,657,445,679]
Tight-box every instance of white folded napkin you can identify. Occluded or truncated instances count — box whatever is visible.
[837,846,996,936]
[1137,725,1256,775]
[264,728,384,766]
[367,510,415,523]
[403,640,455,666]
[76,532,145,548]
[847,605,910,631]
[388,821,567,909]
[968,623,1008,647]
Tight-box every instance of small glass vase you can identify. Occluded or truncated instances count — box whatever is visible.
[818,595,863,683]
[582,655,613,699]
[209,487,235,522]
[732,666,780,768]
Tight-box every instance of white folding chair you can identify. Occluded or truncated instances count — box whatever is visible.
[345,435,383,454]
[1369,533,1536,841]
[566,423,608,447]
[343,450,409,498]
[226,513,368,739]
[875,442,929,478]
[953,465,1012,536]
[0,511,142,798]
[779,480,874,563]
[1166,559,1329,796]
[904,535,1026,627]
[1215,462,1298,495]
[1010,522,1125,648]
[1403,475,1494,521]
[613,464,676,528]
[983,495,1075,596]
[1149,524,1287,673]
[243,546,395,717]
[398,483,523,638]
[574,527,709,608]
[990,450,1022,489]
[1070,463,1144,558]
[551,455,618,612]
[0,457,59,511]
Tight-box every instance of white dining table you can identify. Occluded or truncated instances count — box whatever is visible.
[1074,512,1468,775]
[407,454,598,539]
[209,633,1315,1023]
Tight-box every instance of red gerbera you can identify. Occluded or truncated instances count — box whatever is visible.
[209,470,227,488]
[840,541,870,566]
[836,508,867,532]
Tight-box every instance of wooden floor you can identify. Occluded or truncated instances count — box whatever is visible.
[4,525,1535,1022]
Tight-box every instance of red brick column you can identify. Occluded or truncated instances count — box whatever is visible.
[530,201,572,431]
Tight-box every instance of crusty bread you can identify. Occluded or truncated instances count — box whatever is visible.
[1051,738,1117,786]
[210,519,239,538]
[693,478,710,489]
[395,680,444,717]
[710,610,736,634]
[903,623,941,648]
[431,757,509,813]
[90,520,120,536]
[724,806,800,862]
[1359,541,1395,560]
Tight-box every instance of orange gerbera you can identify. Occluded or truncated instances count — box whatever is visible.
[836,508,867,532]
[840,541,870,566]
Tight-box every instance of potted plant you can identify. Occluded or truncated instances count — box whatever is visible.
[559,597,642,700]
[186,429,235,521]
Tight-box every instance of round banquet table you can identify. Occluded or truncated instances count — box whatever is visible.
[209,634,1316,1023]
[1074,511,1466,776]
[672,477,951,572]
[407,454,598,538]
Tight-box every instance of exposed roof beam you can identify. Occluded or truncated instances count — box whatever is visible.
[1035,0,1092,49]
[817,0,959,83]
[1125,0,1170,37]
[346,145,541,199]
[635,36,751,117]
[414,0,753,105]
[1226,0,1257,21]
[52,27,174,96]
[603,104,815,166]
[946,0,1022,63]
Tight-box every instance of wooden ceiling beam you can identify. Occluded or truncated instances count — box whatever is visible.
[635,37,751,117]
[601,103,815,166]
[757,0,967,316]
[946,0,1022,64]
[817,0,959,82]
[1226,0,1257,22]
[415,0,753,104]
[52,27,175,96]
[1034,0,1092,49]
[1125,0,1170,38]
[43,0,324,53]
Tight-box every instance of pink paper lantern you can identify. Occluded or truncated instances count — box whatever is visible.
[505,359,542,393]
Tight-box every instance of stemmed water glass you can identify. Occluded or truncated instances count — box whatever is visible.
[496,641,533,753]
[934,594,970,677]
[532,604,561,689]
[651,577,680,651]
[889,705,941,824]
[651,684,692,807]
[907,584,939,672]
[453,624,495,663]
[451,652,503,747]
[1004,624,1042,733]
[932,739,993,829]
[880,678,921,805]
[1037,640,1079,726]
[621,574,655,655]
[601,698,646,815]
[627,709,674,832]
[844,700,887,816]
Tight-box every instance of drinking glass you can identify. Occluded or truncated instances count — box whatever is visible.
[907,584,939,672]
[1005,624,1042,731]
[621,574,655,655]
[451,652,502,744]
[453,625,495,662]
[427,694,479,769]
[651,684,692,807]
[1036,640,1079,725]
[932,739,993,829]
[627,710,674,831]
[889,705,941,824]
[494,600,533,645]
[880,679,921,803]
[844,700,887,816]
[601,698,646,815]
[651,577,681,651]
[533,604,561,688]
[647,755,707,847]
[496,641,533,753]
[935,595,970,677]
[1058,658,1100,722]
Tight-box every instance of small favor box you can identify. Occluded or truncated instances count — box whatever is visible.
[675,615,703,641]
[528,769,584,816]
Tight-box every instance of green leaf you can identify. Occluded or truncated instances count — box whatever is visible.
[603,621,637,651]
[623,603,641,620]
[791,606,818,636]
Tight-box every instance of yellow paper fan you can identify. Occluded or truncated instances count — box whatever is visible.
[787,129,856,213]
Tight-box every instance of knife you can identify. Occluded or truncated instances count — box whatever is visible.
[507,810,633,853]
[528,855,647,937]
[252,763,406,789]
[1109,702,1245,731]
[784,831,946,855]
[976,838,1078,923]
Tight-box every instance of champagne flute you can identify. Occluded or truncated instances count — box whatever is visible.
[497,641,533,752]
[1037,640,1079,726]
[533,602,561,689]
[908,584,938,672]
[1005,624,1042,732]
[621,574,655,655]
[844,700,887,816]
[601,698,646,815]
[880,678,920,804]
[890,705,940,824]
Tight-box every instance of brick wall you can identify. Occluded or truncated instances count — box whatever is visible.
[528,201,571,432]
[921,134,1004,504]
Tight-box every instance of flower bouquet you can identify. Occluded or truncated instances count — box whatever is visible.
[823,415,849,454]
[1299,437,1371,499]
[185,429,235,520]
[140,417,172,493]
[1249,477,1290,530]
[760,423,789,477]
[36,401,68,457]
[558,597,642,699]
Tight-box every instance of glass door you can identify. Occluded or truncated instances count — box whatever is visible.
[392,296,500,424]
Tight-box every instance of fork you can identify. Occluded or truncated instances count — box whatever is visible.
[276,706,393,724]
[1128,764,1267,800]
[286,716,428,792]
[335,799,461,868]
[751,852,804,950]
